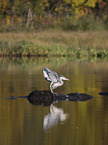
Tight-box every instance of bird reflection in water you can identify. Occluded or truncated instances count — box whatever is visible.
[43,104,68,131]
[6,90,93,131]
[27,90,69,130]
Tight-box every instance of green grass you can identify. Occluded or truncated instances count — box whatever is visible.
[0,30,108,58]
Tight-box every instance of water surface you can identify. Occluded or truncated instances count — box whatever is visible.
[0,57,108,145]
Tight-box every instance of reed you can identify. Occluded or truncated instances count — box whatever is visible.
[0,30,108,58]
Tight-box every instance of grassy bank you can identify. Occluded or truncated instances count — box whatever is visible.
[0,30,108,58]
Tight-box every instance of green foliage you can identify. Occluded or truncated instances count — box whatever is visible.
[56,15,107,31]
[0,31,108,59]
[77,15,105,31]
[59,16,78,31]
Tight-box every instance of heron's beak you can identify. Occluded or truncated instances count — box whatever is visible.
[64,78,69,81]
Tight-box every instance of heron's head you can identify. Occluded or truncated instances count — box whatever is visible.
[60,75,69,81]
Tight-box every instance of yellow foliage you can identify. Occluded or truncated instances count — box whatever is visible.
[40,2,43,6]
[86,0,98,7]
[44,0,48,2]
[45,2,49,7]
[3,0,7,7]
[64,0,72,4]
[6,16,10,26]
[72,0,85,6]
[44,0,49,7]
[17,17,22,23]
[55,7,58,12]
[64,0,98,8]
[15,0,19,6]
[80,9,84,16]
[85,8,88,14]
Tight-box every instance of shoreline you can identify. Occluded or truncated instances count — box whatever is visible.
[0,30,108,59]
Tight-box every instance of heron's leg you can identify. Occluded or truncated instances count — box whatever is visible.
[53,92,58,94]
[51,89,54,93]
[50,83,53,93]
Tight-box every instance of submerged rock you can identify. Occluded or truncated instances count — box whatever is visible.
[67,93,93,101]
[6,90,93,105]
[99,91,108,96]
[27,90,93,106]
[27,90,54,106]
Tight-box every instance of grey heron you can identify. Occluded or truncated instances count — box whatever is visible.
[43,67,69,93]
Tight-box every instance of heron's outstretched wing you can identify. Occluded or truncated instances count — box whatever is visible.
[44,67,58,77]
[43,67,58,82]
[43,69,52,83]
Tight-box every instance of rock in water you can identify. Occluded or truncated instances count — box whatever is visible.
[6,90,93,105]
[67,93,93,101]
[99,92,108,96]
[27,90,54,106]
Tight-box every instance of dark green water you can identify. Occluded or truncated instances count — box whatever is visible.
[0,57,108,145]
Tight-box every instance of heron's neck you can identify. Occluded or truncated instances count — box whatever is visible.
[59,78,64,83]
